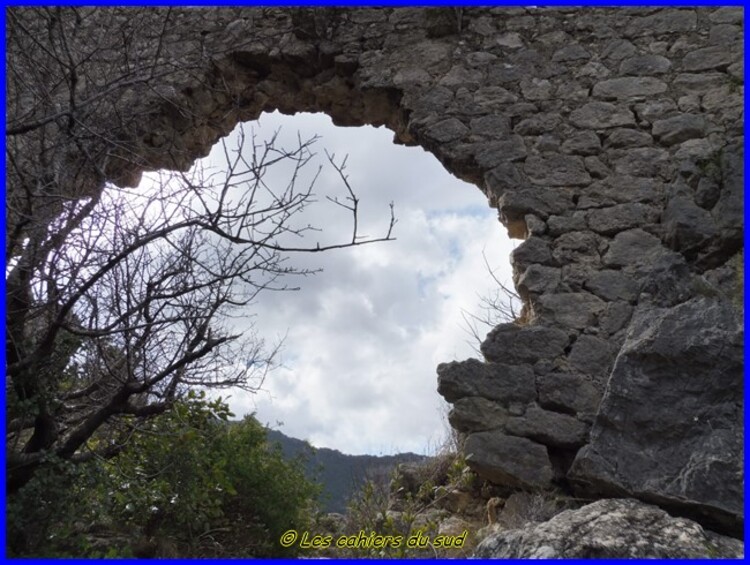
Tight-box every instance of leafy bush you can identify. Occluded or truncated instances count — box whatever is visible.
[6,394,319,557]
[6,455,110,556]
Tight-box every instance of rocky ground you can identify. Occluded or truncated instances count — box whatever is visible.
[317,456,744,559]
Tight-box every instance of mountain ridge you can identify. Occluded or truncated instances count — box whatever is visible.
[264,428,427,513]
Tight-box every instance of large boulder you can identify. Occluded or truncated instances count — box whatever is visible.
[474,498,743,558]
[568,293,743,537]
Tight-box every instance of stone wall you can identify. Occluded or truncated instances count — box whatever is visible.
[7,6,744,537]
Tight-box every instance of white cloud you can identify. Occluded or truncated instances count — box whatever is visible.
[196,111,517,456]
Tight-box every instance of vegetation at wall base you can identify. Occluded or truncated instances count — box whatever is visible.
[6,395,319,558]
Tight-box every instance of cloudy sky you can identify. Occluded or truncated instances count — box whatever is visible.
[194,111,517,456]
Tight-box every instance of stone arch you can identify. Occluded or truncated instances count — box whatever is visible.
[8,6,743,536]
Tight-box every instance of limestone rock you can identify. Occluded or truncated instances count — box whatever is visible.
[493,491,567,529]
[537,372,601,421]
[709,7,743,24]
[584,270,640,302]
[483,162,522,202]
[560,130,601,155]
[448,397,509,433]
[652,113,706,146]
[516,264,561,297]
[583,156,610,179]
[577,176,665,208]
[619,54,671,76]
[569,296,744,537]
[625,9,697,36]
[424,118,468,143]
[496,31,524,49]
[633,98,678,122]
[604,128,653,148]
[547,212,587,236]
[682,44,741,71]
[471,136,527,167]
[593,77,668,100]
[663,194,718,258]
[599,301,633,336]
[709,23,742,45]
[505,404,590,449]
[498,187,573,228]
[525,154,591,187]
[611,147,674,179]
[673,72,728,94]
[602,38,636,61]
[437,515,471,538]
[437,359,536,404]
[514,113,562,135]
[480,324,569,365]
[707,142,744,265]
[603,228,679,271]
[468,114,510,137]
[464,431,553,490]
[570,101,635,129]
[475,499,743,558]
[534,292,606,329]
[586,203,660,236]
[511,236,556,268]
[520,77,553,101]
[567,335,617,378]
[551,44,591,63]
[552,231,606,265]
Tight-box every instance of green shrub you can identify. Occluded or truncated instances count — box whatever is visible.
[6,394,319,558]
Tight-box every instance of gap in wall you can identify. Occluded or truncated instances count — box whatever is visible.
[139,110,517,456]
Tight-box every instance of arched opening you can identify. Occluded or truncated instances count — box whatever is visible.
[137,110,517,456]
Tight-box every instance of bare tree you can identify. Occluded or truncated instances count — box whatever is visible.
[461,251,522,356]
[6,7,396,492]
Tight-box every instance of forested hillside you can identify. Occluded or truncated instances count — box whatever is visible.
[265,429,427,513]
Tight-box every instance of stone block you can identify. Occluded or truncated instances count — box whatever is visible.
[570,102,636,129]
[586,203,660,235]
[603,228,674,269]
[611,147,674,179]
[561,130,601,155]
[625,9,697,36]
[449,397,510,433]
[604,128,653,148]
[567,334,617,377]
[652,113,706,146]
[525,154,591,186]
[437,358,536,404]
[516,264,561,297]
[551,44,591,62]
[593,77,668,100]
[505,403,590,449]
[514,113,562,135]
[534,292,606,330]
[465,431,554,489]
[552,231,606,265]
[584,270,640,302]
[619,55,672,76]
[481,324,569,365]
[424,117,468,143]
[682,45,741,72]
[511,236,556,268]
[538,372,602,420]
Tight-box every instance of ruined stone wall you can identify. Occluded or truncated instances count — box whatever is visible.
[7,6,744,536]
